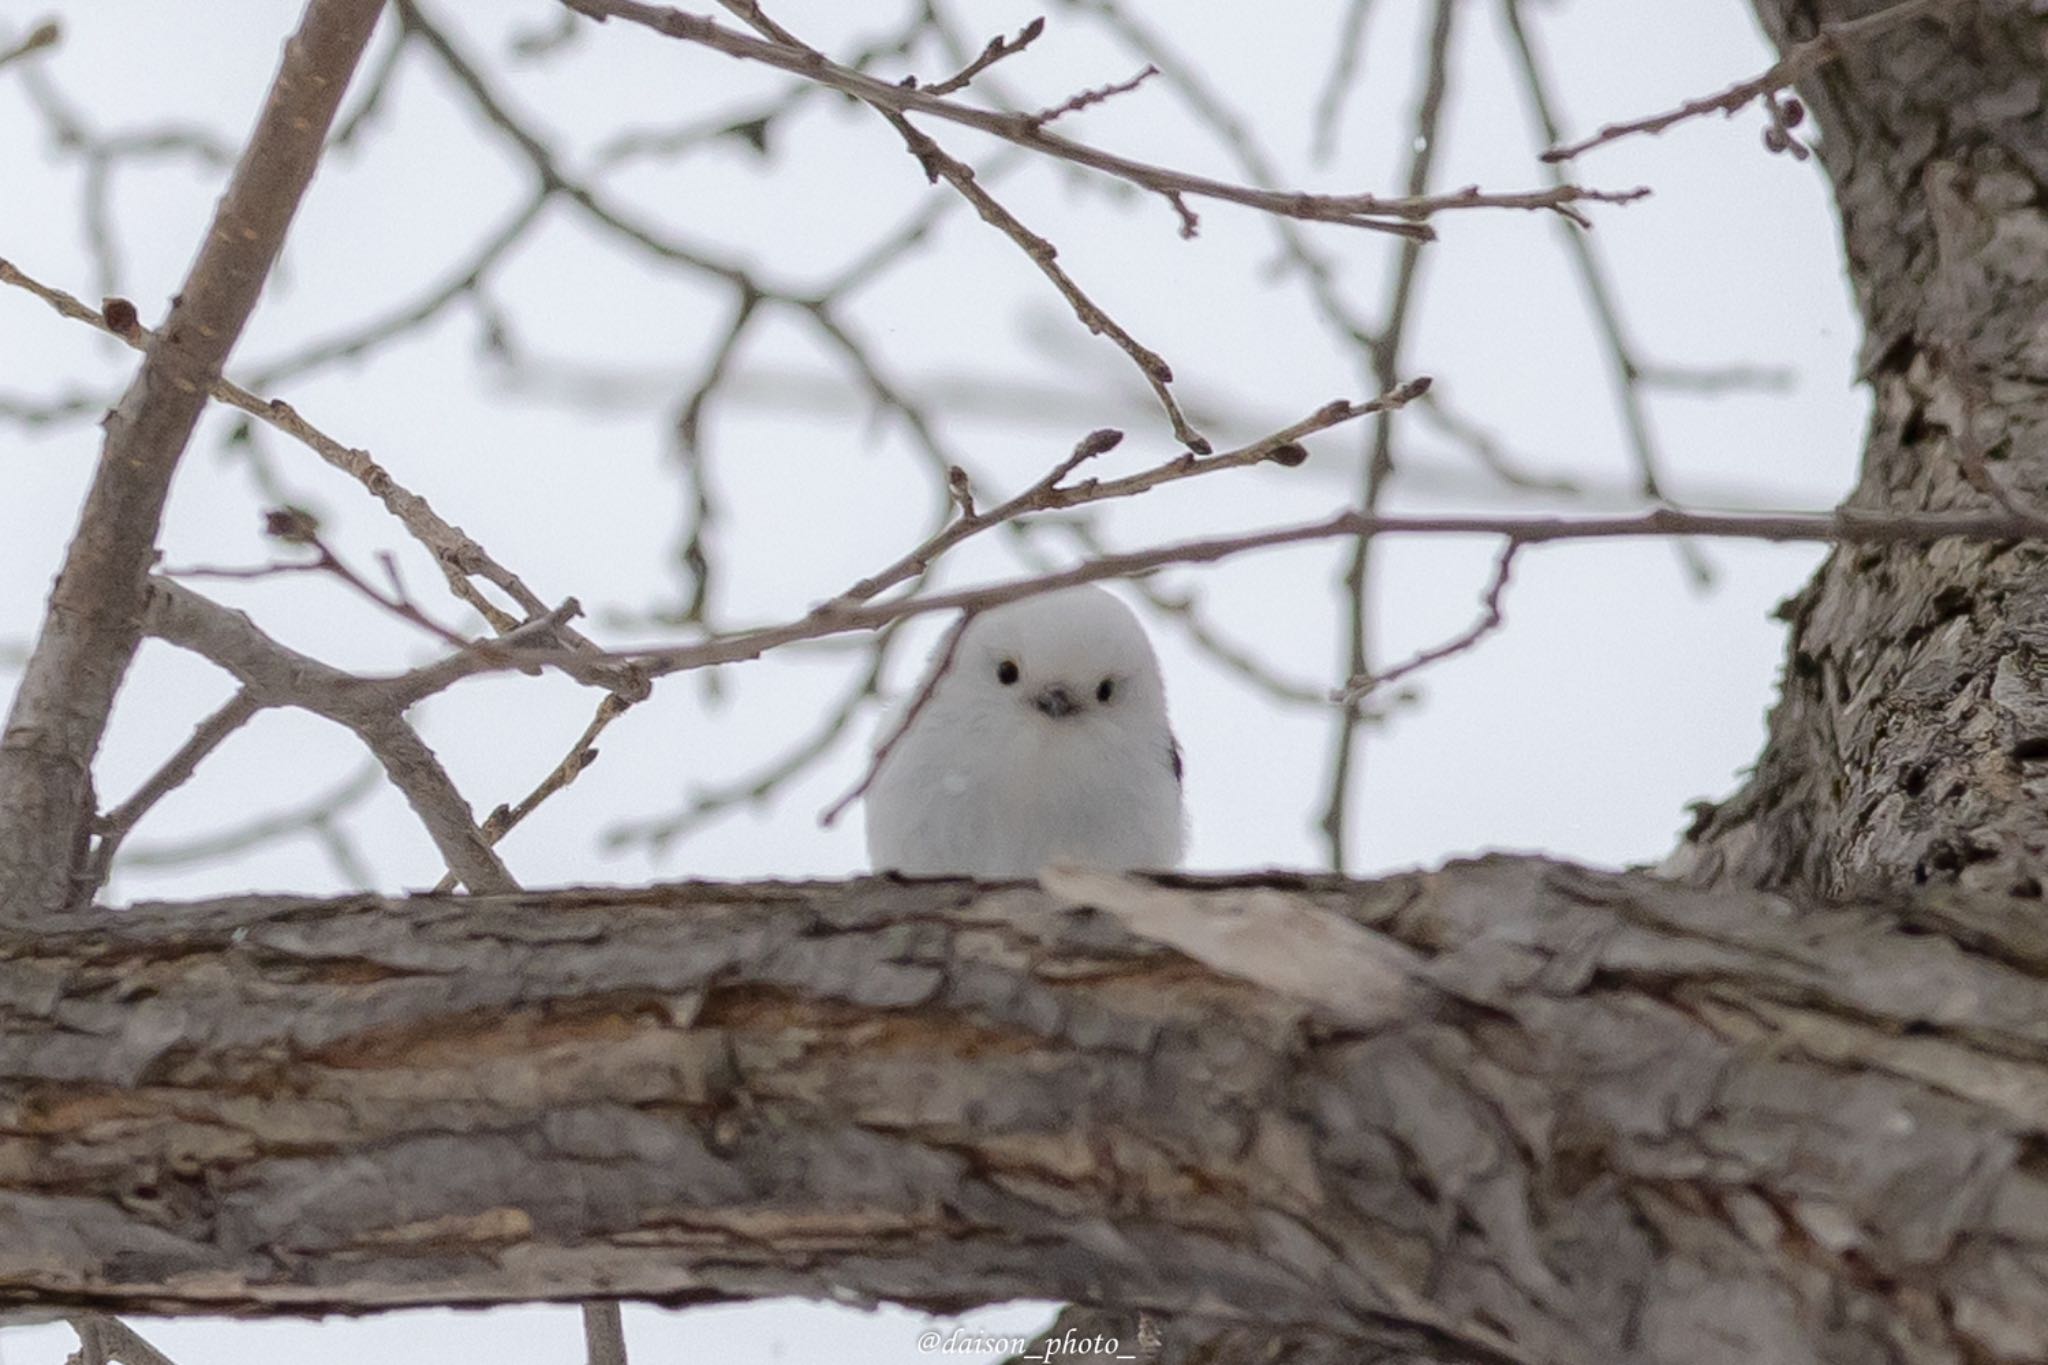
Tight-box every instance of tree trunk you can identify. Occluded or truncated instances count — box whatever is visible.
[1679,0,2048,899]
[5,862,2048,1362]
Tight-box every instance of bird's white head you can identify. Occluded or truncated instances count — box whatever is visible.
[946,585,1169,733]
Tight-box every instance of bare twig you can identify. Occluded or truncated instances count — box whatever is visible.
[922,16,1045,96]
[141,578,519,894]
[1027,63,1160,128]
[0,17,58,72]
[121,764,381,874]
[828,385,1424,614]
[86,689,267,892]
[478,505,2048,683]
[1541,0,1955,161]
[712,0,1208,449]
[432,690,639,892]
[0,257,650,701]
[1339,540,1520,702]
[558,0,1645,237]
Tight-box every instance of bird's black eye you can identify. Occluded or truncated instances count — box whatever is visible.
[997,659,1020,686]
[1096,677,1115,703]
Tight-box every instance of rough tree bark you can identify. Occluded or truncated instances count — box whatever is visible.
[1679,0,2048,899]
[6,860,2048,1365]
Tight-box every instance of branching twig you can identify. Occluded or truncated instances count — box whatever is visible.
[141,578,526,893]
[559,0,1645,237]
[432,690,640,892]
[1339,540,1520,702]
[0,257,649,701]
[1541,0,1955,161]
[477,505,2048,683]
[922,16,1045,96]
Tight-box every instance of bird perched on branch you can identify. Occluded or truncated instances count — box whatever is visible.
[864,586,1185,878]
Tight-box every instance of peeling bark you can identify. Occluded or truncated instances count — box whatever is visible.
[1680,0,2048,899]
[5,861,2048,1363]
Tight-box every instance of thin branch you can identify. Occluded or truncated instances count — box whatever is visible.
[714,0,1208,450]
[0,257,649,701]
[1503,0,1712,586]
[1540,0,1956,161]
[431,690,640,892]
[120,764,381,872]
[1324,0,1456,874]
[1339,540,1519,702]
[922,16,1045,96]
[830,383,1425,613]
[141,579,517,894]
[558,0,1645,237]
[475,504,2048,683]
[85,689,268,892]
[1026,63,1160,128]
[1310,0,1375,163]
[0,17,58,73]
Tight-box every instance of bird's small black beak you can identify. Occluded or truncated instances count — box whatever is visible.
[1032,684,1080,719]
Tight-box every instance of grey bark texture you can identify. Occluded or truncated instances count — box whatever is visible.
[1680,0,2048,899]
[5,861,2048,1364]
[0,0,384,916]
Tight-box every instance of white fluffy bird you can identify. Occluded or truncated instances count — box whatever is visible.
[864,586,1185,878]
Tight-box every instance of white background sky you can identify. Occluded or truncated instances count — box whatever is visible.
[2,0,1865,1360]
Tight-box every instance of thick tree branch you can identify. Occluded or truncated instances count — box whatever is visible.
[0,0,385,915]
[1,858,2045,1364]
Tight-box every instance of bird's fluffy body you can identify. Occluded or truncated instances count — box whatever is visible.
[865,586,1185,878]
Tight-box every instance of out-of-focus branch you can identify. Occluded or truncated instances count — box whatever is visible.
[1502,0,1712,587]
[1324,0,1457,873]
[0,17,58,72]
[0,0,386,917]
